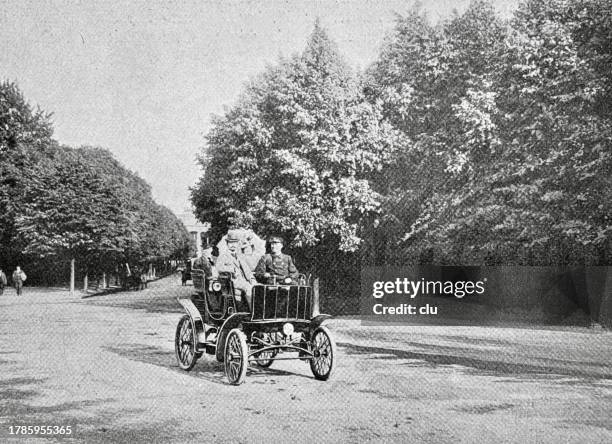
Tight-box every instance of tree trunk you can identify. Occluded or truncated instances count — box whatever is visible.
[70,259,75,296]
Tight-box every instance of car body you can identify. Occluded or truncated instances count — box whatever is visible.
[175,268,335,385]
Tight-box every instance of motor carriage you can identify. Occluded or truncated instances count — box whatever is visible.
[174,267,335,385]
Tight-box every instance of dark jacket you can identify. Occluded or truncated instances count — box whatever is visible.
[192,256,218,279]
[216,252,254,282]
[254,253,299,283]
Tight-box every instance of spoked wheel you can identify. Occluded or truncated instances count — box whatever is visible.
[175,315,200,370]
[216,329,229,362]
[254,349,278,368]
[309,326,336,381]
[254,333,277,368]
[224,329,248,385]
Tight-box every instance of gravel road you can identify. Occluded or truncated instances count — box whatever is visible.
[1,275,611,443]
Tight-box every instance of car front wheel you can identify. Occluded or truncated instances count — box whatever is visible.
[309,326,335,381]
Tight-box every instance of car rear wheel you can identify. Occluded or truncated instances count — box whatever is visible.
[224,329,248,385]
[254,333,277,368]
[254,349,277,368]
[309,326,335,380]
[175,315,200,370]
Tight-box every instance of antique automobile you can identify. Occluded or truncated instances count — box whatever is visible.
[174,267,336,385]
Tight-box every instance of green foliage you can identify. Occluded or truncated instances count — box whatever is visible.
[364,0,508,263]
[12,145,191,268]
[367,0,612,265]
[16,146,127,260]
[0,82,190,272]
[0,80,53,154]
[0,81,56,261]
[192,21,398,252]
[195,3,610,266]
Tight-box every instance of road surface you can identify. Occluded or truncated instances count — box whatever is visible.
[0,275,611,443]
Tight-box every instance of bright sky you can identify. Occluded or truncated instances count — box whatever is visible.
[0,0,517,214]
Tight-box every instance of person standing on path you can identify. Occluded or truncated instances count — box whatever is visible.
[12,266,26,296]
[0,268,6,295]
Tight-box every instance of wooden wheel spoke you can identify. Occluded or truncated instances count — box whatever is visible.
[175,315,199,371]
[309,327,335,381]
[224,329,248,385]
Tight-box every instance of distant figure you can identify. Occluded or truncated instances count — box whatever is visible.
[12,266,27,296]
[139,269,148,290]
[181,261,192,286]
[0,268,7,295]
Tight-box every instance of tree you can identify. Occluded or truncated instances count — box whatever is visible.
[365,0,508,264]
[192,22,397,253]
[434,0,612,264]
[1,81,191,284]
[0,80,55,265]
[366,0,612,265]
[14,145,192,270]
[0,80,53,155]
[14,146,129,269]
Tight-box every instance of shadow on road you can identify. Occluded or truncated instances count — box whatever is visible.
[338,342,612,381]
[0,374,187,443]
[105,344,313,386]
[0,376,42,405]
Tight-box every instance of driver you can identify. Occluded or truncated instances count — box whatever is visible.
[216,230,257,307]
[254,235,299,284]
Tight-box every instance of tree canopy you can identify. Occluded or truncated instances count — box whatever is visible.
[193,1,611,268]
[366,0,612,265]
[0,81,191,275]
[192,21,398,252]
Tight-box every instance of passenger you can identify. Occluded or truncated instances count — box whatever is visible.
[254,236,299,284]
[193,241,219,279]
[216,231,257,307]
[240,236,261,272]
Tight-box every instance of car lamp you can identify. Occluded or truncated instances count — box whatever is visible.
[282,322,294,336]
[212,281,222,292]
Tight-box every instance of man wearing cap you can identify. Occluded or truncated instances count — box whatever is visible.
[254,236,299,284]
[216,231,257,307]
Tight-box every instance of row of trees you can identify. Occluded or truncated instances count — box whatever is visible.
[1,81,191,285]
[192,0,611,273]
[366,0,612,265]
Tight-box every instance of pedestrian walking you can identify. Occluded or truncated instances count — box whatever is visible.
[0,268,7,295]
[12,266,26,296]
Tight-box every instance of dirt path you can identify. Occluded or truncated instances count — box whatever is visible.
[1,276,611,443]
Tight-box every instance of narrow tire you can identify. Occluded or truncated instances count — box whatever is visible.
[224,329,248,385]
[175,315,199,371]
[309,326,336,381]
